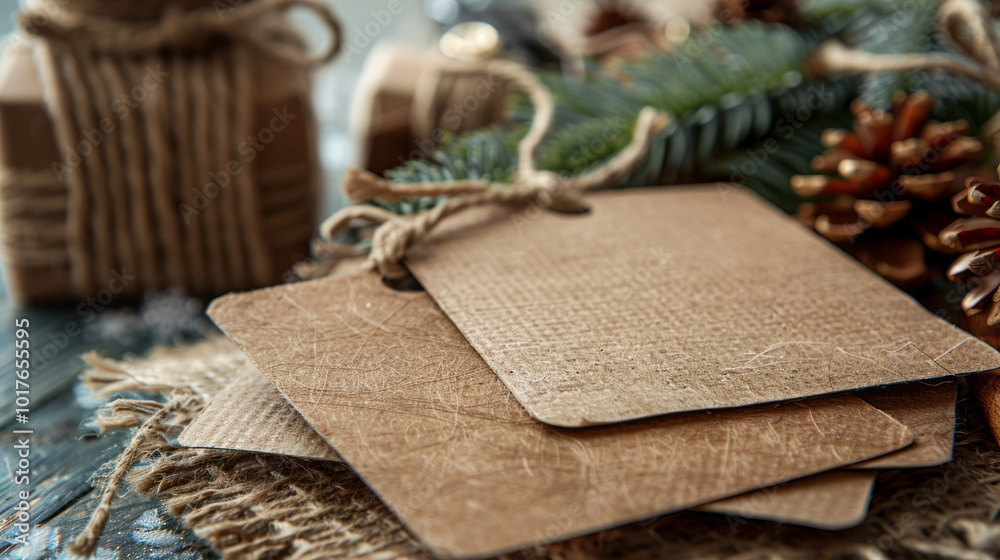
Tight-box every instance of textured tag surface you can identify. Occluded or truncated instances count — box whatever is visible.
[855,382,956,468]
[179,364,341,461]
[180,370,952,529]
[404,186,1000,426]
[180,375,954,469]
[698,470,877,530]
[179,365,881,527]
[208,273,914,558]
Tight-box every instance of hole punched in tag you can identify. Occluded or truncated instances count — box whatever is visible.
[382,272,425,292]
[545,198,591,215]
[538,190,591,215]
[321,61,669,281]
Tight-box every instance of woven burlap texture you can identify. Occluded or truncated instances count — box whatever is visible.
[77,335,1000,560]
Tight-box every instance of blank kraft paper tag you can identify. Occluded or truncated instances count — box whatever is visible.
[178,365,947,530]
[208,272,914,558]
[179,369,954,529]
[697,470,877,530]
[404,186,1000,426]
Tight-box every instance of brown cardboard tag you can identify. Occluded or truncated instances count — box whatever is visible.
[179,364,340,462]
[178,365,876,528]
[180,370,955,470]
[178,364,958,472]
[178,366,958,529]
[698,470,877,530]
[700,381,956,528]
[854,382,956,469]
[403,186,1000,426]
[208,272,914,558]
[179,369,952,530]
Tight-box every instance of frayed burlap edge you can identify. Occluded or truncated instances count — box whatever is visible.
[73,339,1000,559]
[73,339,427,559]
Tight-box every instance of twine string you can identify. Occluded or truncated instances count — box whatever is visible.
[938,0,1000,70]
[5,0,339,300]
[67,391,199,557]
[19,0,342,66]
[322,59,670,279]
[813,0,1000,154]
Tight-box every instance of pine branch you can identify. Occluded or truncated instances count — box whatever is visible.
[800,0,899,21]
[916,75,1000,133]
[375,22,860,216]
[799,0,904,37]
[842,0,939,108]
[912,19,1000,130]
[704,113,850,213]
[379,126,522,215]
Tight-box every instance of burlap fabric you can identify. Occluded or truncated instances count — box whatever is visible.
[76,336,1000,560]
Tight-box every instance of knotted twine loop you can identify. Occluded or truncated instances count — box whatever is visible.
[938,0,1000,71]
[812,0,1000,154]
[321,59,671,279]
[19,0,342,66]
[67,390,200,557]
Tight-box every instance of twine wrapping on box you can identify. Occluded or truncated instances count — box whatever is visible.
[322,58,671,279]
[1,0,339,301]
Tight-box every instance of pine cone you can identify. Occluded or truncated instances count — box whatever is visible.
[791,91,983,287]
[939,171,1000,324]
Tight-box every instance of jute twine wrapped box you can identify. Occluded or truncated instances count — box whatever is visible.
[0,0,339,304]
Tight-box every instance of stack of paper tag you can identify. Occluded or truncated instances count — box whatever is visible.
[194,186,1000,558]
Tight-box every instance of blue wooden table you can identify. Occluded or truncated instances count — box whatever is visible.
[0,277,216,558]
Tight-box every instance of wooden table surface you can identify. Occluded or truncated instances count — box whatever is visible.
[0,279,217,558]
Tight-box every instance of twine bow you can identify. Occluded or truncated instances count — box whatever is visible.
[322,59,670,279]
[19,0,341,66]
[812,0,1000,155]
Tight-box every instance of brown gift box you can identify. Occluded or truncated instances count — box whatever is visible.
[353,42,513,174]
[0,36,318,304]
